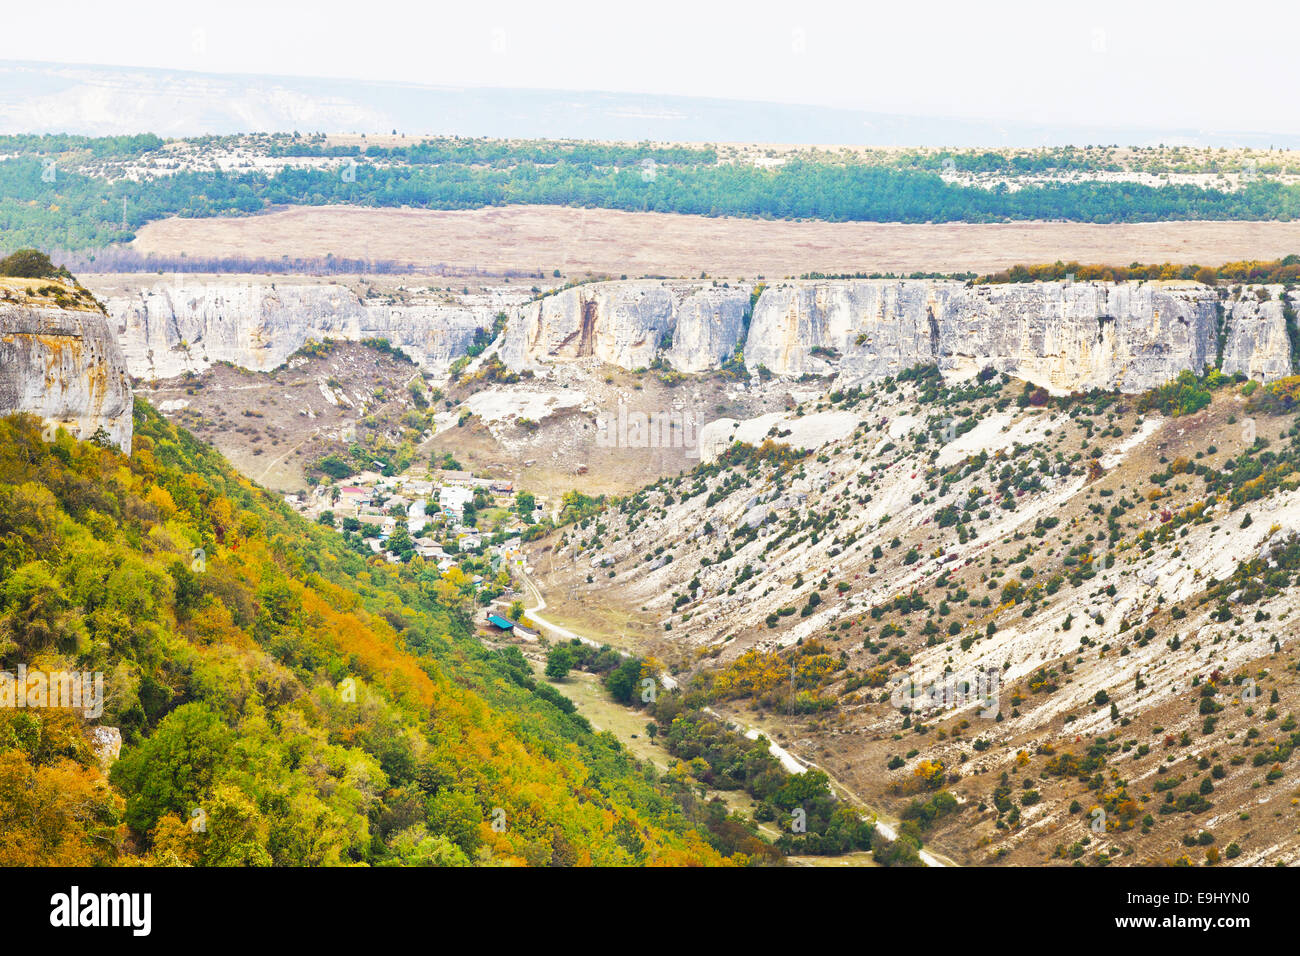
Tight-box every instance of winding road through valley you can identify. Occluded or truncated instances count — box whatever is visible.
[516,566,955,867]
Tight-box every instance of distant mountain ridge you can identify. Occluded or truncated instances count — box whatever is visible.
[4,58,1300,148]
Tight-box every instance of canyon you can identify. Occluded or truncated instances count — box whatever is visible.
[6,271,1293,497]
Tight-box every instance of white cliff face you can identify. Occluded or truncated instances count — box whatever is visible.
[0,303,133,452]
[1220,290,1295,383]
[94,275,1295,397]
[664,286,753,371]
[99,279,509,379]
[499,281,753,373]
[745,279,1288,394]
[934,281,1220,393]
[745,281,948,379]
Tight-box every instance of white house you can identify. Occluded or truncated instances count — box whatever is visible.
[407,499,429,534]
[439,485,474,516]
[414,537,447,560]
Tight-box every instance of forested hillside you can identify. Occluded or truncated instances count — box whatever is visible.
[0,402,730,866]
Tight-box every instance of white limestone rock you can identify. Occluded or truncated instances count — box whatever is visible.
[101,279,503,379]
[0,303,133,452]
[499,280,752,373]
[1220,289,1293,382]
[746,279,1239,394]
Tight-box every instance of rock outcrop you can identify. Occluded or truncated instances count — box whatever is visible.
[499,281,753,373]
[501,278,1293,393]
[745,281,944,380]
[88,726,122,769]
[746,279,1236,393]
[98,279,512,379]
[98,275,1297,397]
[0,301,133,452]
[1219,289,1294,383]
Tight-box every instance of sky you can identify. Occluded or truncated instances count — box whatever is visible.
[22,0,1300,134]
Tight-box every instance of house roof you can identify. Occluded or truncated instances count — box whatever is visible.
[486,614,515,630]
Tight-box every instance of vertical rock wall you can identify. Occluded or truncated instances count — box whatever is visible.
[0,303,134,452]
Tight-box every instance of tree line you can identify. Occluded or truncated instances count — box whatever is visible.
[976,255,1300,286]
[6,146,1300,254]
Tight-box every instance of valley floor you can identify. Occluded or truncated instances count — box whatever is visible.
[511,566,955,866]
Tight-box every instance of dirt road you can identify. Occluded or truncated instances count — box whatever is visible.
[518,566,953,866]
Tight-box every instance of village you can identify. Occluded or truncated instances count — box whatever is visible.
[283,465,549,604]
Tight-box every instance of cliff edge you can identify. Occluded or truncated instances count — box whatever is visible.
[0,278,133,453]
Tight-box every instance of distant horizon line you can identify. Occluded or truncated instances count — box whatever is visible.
[4,57,1299,149]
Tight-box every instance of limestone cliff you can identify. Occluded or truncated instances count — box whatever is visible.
[498,281,753,373]
[941,282,1221,394]
[506,278,1293,394]
[0,299,133,452]
[98,279,511,379]
[744,281,946,381]
[1219,290,1294,383]
[745,279,1238,393]
[98,274,1297,397]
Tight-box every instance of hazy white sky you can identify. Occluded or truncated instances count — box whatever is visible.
[26,0,1300,132]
